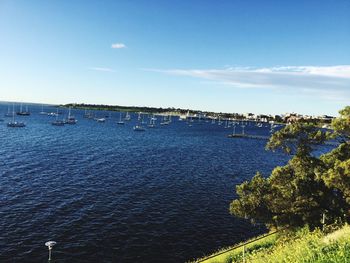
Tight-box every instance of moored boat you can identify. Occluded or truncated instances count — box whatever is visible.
[16,104,31,116]
[133,125,145,131]
[124,112,131,121]
[39,104,47,115]
[7,104,25,127]
[52,109,65,126]
[64,107,77,124]
[117,112,125,125]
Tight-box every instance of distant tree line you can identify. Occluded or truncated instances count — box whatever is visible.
[63,103,187,114]
[64,103,333,126]
[63,103,248,118]
[230,106,350,230]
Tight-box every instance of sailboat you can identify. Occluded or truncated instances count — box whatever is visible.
[7,104,25,127]
[39,104,47,115]
[124,112,131,121]
[95,117,106,122]
[160,115,170,125]
[232,124,237,135]
[117,112,125,125]
[4,105,12,117]
[133,125,145,131]
[83,109,91,118]
[141,115,148,124]
[224,119,229,128]
[51,109,64,126]
[64,107,77,124]
[151,115,157,121]
[16,104,30,116]
[134,115,146,131]
[218,116,223,125]
[147,116,156,128]
[188,115,193,127]
[48,111,58,117]
[241,124,246,135]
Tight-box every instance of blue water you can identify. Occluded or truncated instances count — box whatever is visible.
[0,103,288,262]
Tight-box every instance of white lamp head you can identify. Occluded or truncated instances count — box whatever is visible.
[45,241,57,249]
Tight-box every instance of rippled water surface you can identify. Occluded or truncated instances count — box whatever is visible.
[0,103,288,262]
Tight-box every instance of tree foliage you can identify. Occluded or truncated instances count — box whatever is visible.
[230,106,350,229]
[331,106,350,140]
[266,122,330,156]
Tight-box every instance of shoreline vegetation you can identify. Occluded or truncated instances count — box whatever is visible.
[62,103,334,126]
[61,103,260,121]
[198,106,349,263]
[193,224,350,263]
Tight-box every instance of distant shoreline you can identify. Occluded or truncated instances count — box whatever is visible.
[62,103,333,127]
[61,103,247,119]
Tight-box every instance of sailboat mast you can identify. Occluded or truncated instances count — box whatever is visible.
[12,104,15,122]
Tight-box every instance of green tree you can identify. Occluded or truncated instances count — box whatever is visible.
[266,122,329,156]
[331,106,350,140]
[230,172,273,226]
[230,120,333,229]
[317,107,350,221]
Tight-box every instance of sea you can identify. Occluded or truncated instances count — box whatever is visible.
[0,103,289,262]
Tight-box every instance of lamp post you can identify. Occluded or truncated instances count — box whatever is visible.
[45,241,57,261]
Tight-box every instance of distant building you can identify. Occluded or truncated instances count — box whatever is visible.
[244,113,256,120]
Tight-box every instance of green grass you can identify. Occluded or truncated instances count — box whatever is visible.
[191,231,278,263]
[194,225,350,263]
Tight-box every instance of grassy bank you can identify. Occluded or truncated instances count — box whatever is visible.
[194,224,350,263]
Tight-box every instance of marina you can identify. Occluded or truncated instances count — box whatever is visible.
[0,102,292,262]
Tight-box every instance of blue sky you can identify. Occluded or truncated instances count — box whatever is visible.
[0,0,349,115]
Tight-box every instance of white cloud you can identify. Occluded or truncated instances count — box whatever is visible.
[249,65,350,78]
[89,67,115,72]
[146,65,350,101]
[111,43,126,49]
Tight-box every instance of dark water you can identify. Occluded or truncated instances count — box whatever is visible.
[0,103,288,262]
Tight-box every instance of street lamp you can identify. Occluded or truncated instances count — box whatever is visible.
[45,241,57,261]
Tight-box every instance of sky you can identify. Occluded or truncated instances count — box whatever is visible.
[0,0,349,116]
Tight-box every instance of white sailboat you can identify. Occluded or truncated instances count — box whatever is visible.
[124,112,131,121]
[133,125,145,131]
[64,107,77,124]
[160,115,170,125]
[96,117,106,122]
[39,104,47,115]
[17,103,30,116]
[241,124,246,135]
[51,108,64,126]
[117,112,125,125]
[148,116,156,128]
[7,104,26,127]
[141,114,147,124]
[232,124,236,135]
[134,115,146,131]
[224,119,229,128]
[218,116,223,125]
[188,115,193,126]
[4,104,12,117]
[48,111,58,117]
[83,109,91,118]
